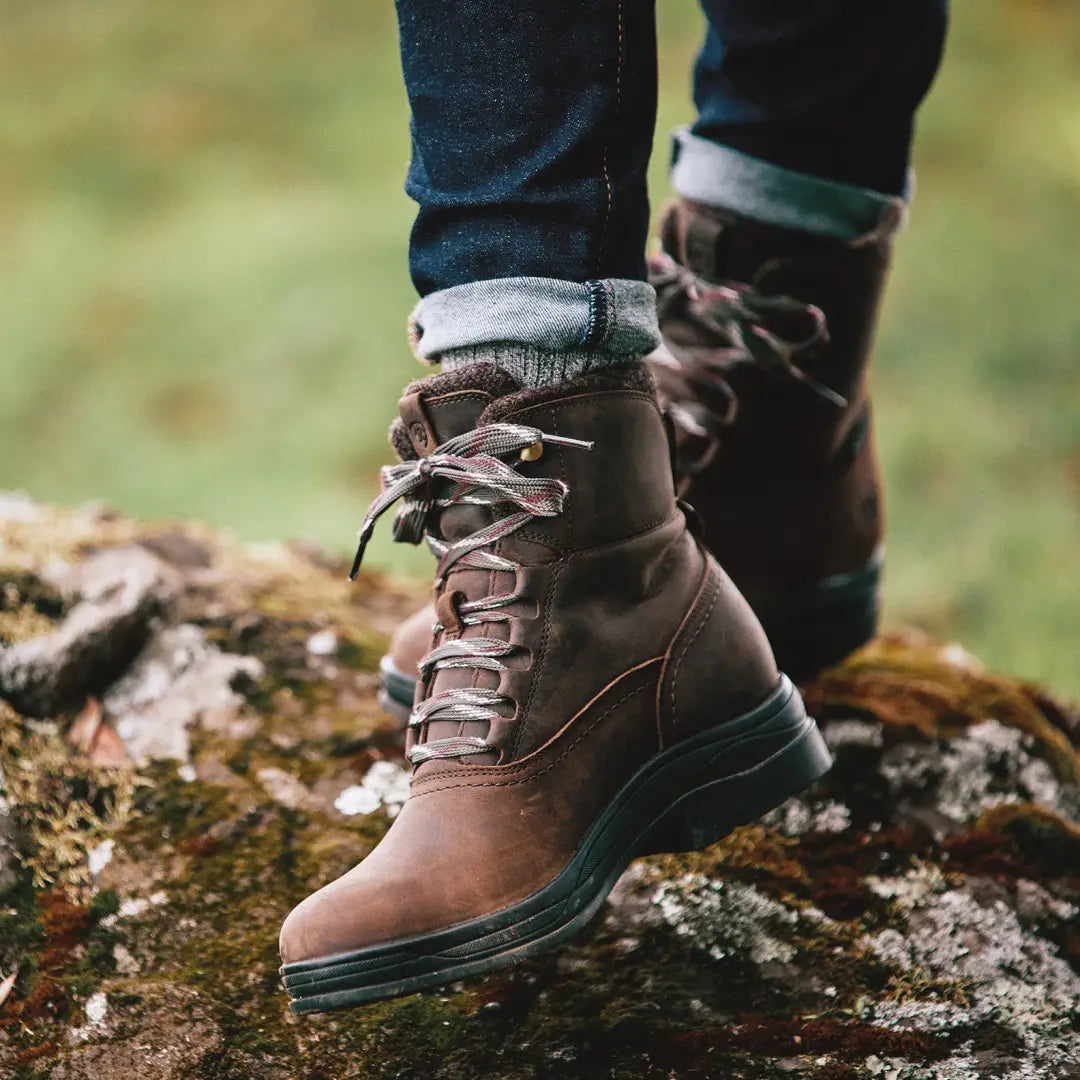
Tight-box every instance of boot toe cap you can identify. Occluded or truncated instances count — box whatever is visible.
[279,860,439,966]
[279,884,358,966]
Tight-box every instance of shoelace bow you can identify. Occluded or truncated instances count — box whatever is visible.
[649,254,845,449]
[350,422,592,765]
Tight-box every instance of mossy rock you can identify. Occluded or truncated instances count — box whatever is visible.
[1,495,1078,1080]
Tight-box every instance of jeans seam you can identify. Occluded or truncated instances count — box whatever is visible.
[594,0,624,277]
[581,279,610,348]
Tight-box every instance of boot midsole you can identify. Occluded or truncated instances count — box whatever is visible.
[281,675,831,1012]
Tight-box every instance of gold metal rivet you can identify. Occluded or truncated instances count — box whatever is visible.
[519,442,543,462]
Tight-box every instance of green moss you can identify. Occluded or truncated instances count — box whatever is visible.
[2,505,1077,1076]
[944,802,1080,882]
[806,634,1080,782]
[0,705,148,892]
[0,570,66,647]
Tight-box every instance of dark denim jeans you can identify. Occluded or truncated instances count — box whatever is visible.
[693,1,948,198]
[396,0,947,360]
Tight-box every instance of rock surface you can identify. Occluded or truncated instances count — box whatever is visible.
[0,494,1078,1080]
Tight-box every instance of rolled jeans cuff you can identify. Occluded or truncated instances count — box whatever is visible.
[671,129,909,240]
[408,277,661,362]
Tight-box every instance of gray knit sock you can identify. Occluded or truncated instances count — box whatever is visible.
[410,277,660,389]
[438,343,643,388]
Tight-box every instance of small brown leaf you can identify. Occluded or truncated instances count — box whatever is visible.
[66,697,130,767]
[88,722,130,767]
[66,697,103,753]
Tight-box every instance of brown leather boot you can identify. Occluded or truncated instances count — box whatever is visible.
[650,196,904,682]
[279,362,830,1011]
[376,202,902,717]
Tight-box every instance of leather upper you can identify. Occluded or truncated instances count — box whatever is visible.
[652,197,900,599]
[279,365,778,964]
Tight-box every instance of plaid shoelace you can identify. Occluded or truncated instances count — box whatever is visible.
[649,254,845,457]
[350,421,592,765]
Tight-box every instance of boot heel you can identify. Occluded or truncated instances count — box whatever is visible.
[639,689,832,857]
[758,552,882,683]
[671,721,832,852]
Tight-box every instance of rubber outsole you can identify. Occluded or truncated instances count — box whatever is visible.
[280,675,831,1013]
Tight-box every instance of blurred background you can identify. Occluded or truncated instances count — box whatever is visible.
[1,0,1078,694]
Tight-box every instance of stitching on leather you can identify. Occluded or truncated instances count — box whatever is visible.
[430,390,493,414]
[433,658,660,783]
[513,561,561,759]
[654,545,709,747]
[412,679,653,799]
[510,389,656,427]
[668,566,722,739]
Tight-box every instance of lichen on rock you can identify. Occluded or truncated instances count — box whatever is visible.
[1,496,1078,1080]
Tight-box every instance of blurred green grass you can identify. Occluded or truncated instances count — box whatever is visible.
[1,0,1078,693]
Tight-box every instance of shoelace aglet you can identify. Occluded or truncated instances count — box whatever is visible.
[803,376,847,410]
[540,434,594,451]
[667,402,710,439]
[348,520,376,580]
[820,384,848,409]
